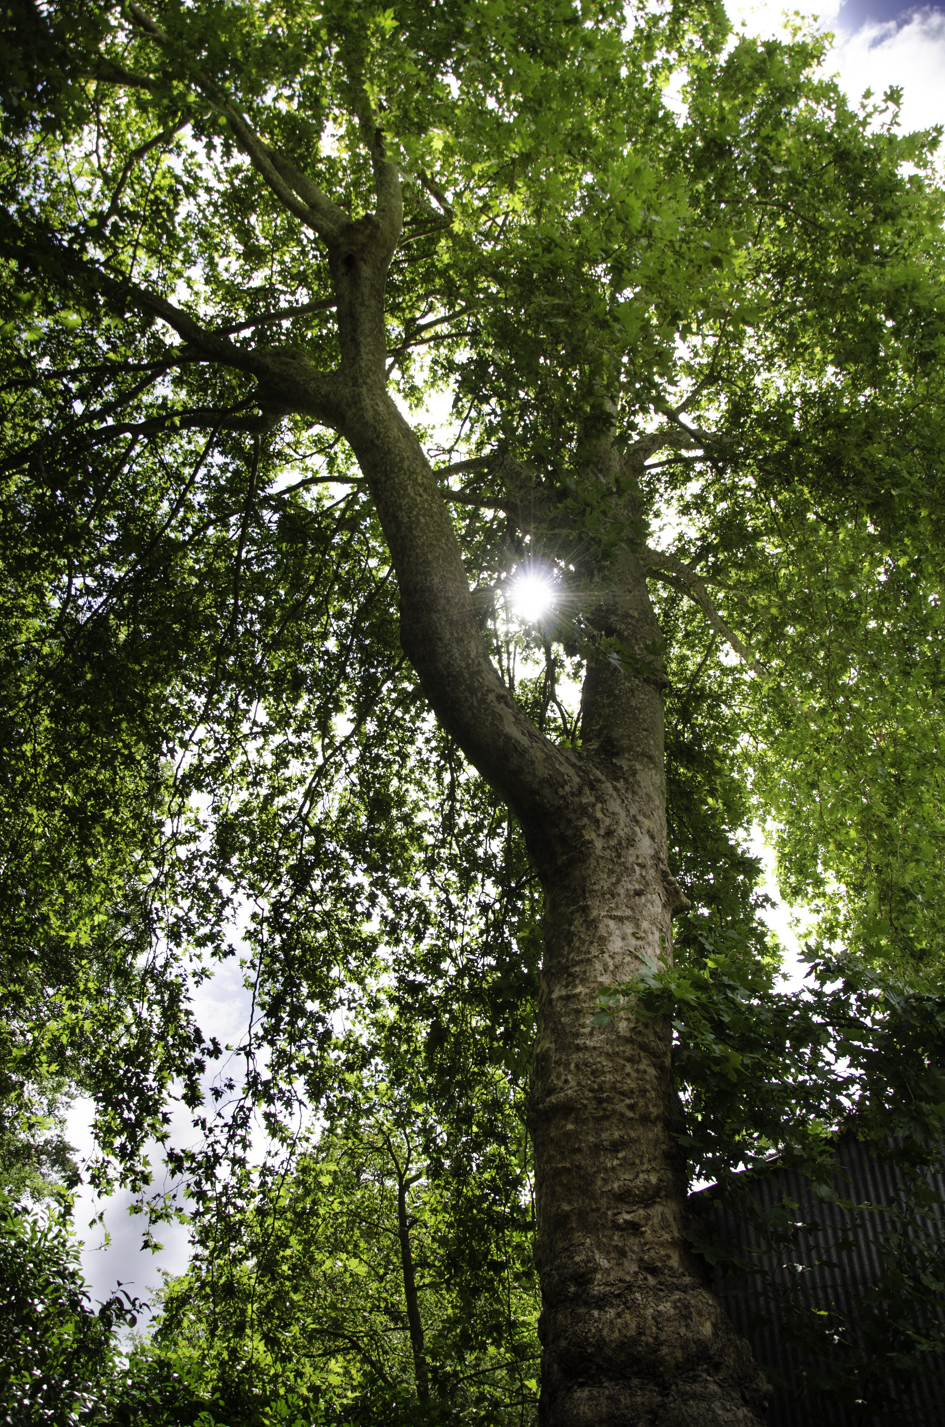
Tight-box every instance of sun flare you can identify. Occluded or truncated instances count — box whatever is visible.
[509,571,556,623]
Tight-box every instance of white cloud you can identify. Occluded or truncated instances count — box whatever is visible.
[67,953,259,1320]
[830,9,945,136]
[730,1,945,141]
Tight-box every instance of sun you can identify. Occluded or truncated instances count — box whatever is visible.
[509,568,557,623]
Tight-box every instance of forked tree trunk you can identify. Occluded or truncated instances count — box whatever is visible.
[253,184,770,1425]
[345,391,771,1424]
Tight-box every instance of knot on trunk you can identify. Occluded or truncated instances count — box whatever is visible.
[335,213,384,271]
[662,867,692,917]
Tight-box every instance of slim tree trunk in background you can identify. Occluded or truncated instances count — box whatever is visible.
[388,1142,430,1404]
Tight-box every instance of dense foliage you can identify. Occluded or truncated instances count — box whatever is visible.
[2,0,945,1419]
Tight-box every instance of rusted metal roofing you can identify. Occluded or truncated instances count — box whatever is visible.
[691,1136,945,1426]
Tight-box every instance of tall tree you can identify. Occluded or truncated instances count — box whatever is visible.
[2,1,945,1422]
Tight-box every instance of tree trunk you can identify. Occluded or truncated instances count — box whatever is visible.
[528,787,768,1426]
[394,1169,430,1403]
[519,522,769,1425]
[348,403,770,1423]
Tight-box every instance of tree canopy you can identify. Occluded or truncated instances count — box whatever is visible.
[2,0,945,1422]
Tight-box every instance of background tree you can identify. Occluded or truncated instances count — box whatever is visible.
[2,0,945,1423]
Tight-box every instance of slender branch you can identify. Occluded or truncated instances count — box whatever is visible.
[100,115,192,229]
[668,320,728,419]
[627,425,721,461]
[662,408,727,449]
[675,633,718,717]
[83,405,277,445]
[642,454,709,470]
[214,297,336,337]
[400,217,455,245]
[388,306,475,359]
[263,469,361,502]
[642,546,766,677]
[390,1145,430,1403]
[307,1328,394,1387]
[416,169,454,219]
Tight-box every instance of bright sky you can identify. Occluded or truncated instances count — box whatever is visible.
[735,0,945,137]
[67,0,945,1314]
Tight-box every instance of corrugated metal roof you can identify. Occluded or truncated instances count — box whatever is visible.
[691,1137,945,1426]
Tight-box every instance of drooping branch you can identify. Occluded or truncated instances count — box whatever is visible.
[0,403,276,476]
[1,219,252,370]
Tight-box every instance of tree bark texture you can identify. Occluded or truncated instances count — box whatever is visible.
[222,167,770,1424]
[527,675,769,1426]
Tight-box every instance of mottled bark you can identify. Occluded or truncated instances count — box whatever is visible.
[525,557,769,1424]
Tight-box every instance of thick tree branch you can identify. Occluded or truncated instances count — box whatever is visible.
[437,456,495,480]
[262,147,349,236]
[1,218,344,424]
[86,406,279,445]
[346,73,402,250]
[88,56,161,91]
[218,113,345,241]
[126,2,346,242]
[668,323,728,418]
[342,397,585,838]
[0,403,276,476]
